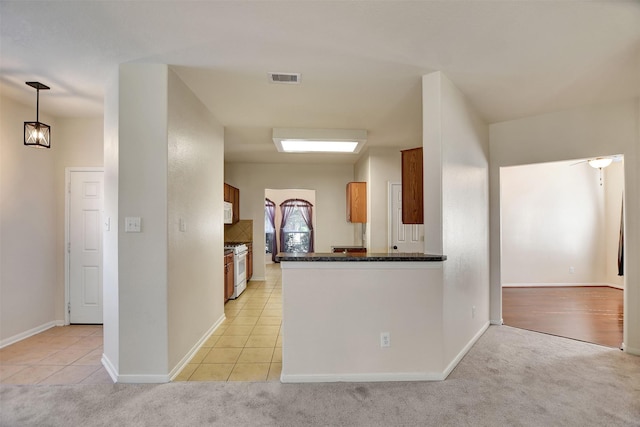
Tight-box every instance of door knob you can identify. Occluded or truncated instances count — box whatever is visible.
[393,245,398,250]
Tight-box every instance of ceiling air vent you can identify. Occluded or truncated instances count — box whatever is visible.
[268,72,301,84]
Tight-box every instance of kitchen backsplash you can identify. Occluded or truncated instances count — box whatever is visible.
[225,219,253,242]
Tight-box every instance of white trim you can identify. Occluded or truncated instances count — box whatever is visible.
[502,282,623,288]
[281,322,491,384]
[0,320,64,349]
[64,167,105,325]
[387,181,400,252]
[249,276,266,281]
[101,354,118,383]
[281,371,445,383]
[623,344,640,356]
[441,321,490,379]
[280,261,443,270]
[169,314,226,381]
[116,374,171,384]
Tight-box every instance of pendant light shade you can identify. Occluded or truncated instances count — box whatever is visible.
[24,81,51,149]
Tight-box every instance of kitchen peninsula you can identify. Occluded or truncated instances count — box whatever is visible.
[276,252,449,383]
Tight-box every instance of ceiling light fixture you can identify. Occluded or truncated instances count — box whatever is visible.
[24,81,51,148]
[588,158,613,169]
[273,128,367,154]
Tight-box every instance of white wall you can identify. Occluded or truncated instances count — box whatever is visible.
[103,64,225,381]
[103,70,120,372]
[489,98,640,354]
[423,72,491,365]
[265,188,316,259]
[501,160,605,285]
[224,163,357,280]
[353,148,404,252]
[54,117,104,321]
[0,96,57,343]
[0,96,104,346]
[369,148,403,252]
[281,262,445,381]
[604,161,625,288]
[354,152,370,247]
[111,64,170,379]
[167,69,225,371]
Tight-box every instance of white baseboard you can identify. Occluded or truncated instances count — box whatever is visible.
[116,373,172,383]
[622,343,640,356]
[101,354,171,384]
[168,314,227,381]
[249,276,266,282]
[0,320,64,349]
[502,282,623,289]
[101,354,118,383]
[281,322,491,384]
[441,321,491,380]
[281,371,445,383]
[101,315,227,384]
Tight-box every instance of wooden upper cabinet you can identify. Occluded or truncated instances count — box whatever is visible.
[231,186,240,223]
[224,183,231,203]
[346,182,367,223]
[401,147,424,224]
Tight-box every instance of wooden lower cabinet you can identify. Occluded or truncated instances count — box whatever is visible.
[246,243,253,281]
[224,252,234,303]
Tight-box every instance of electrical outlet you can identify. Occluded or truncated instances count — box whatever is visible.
[380,332,390,348]
[569,266,575,274]
[472,305,476,319]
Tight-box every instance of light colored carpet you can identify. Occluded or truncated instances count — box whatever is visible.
[1,326,639,426]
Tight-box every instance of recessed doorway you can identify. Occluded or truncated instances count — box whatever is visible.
[500,157,625,348]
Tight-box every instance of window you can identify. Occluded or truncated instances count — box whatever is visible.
[280,199,314,254]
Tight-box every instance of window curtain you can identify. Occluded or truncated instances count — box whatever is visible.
[618,197,624,276]
[265,198,277,262]
[297,201,314,253]
[279,200,297,256]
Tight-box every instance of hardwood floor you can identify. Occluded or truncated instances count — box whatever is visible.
[502,286,623,348]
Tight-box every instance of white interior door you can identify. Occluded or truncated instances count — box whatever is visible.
[390,183,424,253]
[68,170,104,324]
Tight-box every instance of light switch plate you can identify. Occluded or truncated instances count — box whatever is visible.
[125,216,141,232]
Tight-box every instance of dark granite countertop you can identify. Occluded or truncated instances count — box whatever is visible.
[275,252,446,262]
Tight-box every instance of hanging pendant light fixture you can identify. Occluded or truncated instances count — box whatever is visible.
[24,81,51,148]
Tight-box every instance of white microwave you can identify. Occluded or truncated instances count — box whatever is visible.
[224,201,233,224]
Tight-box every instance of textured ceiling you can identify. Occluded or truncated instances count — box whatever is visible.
[2,1,639,164]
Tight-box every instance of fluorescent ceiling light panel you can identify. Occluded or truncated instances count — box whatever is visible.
[273,128,367,154]
[280,140,359,153]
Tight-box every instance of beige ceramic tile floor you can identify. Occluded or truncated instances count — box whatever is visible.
[174,263,283,382]
[0,264,282,384]
[0,324,112,384]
